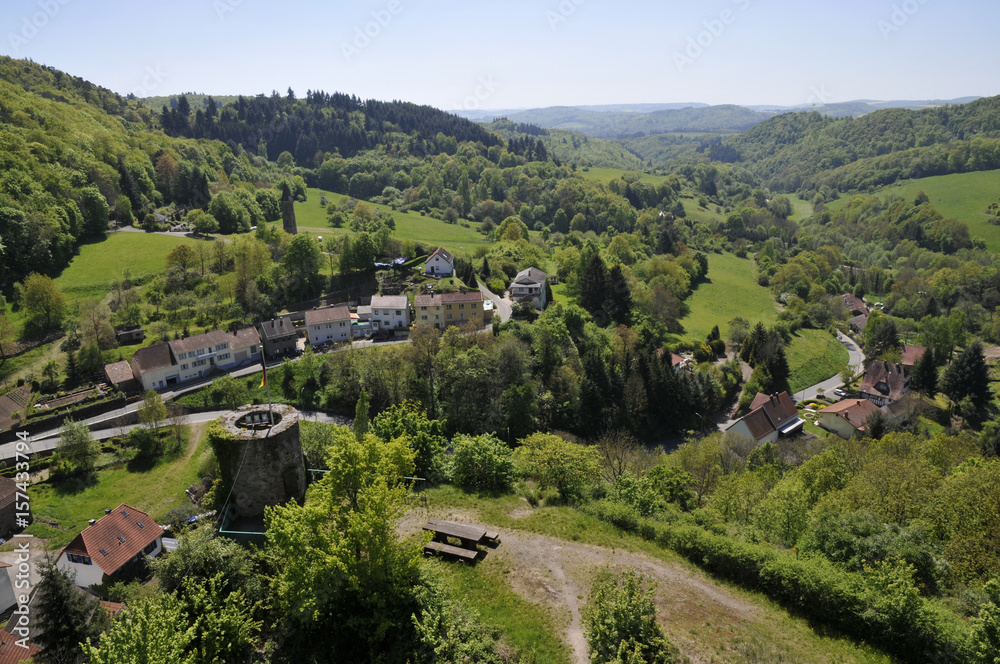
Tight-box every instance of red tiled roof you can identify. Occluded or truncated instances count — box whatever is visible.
[104,360,136,386]
[760,392,797,429]
[749,392,771,410]
[101,600,126,617]
[842,293,866,315]
[822,399,882,431]
[304,305,351,326]
[0,629,40,664]
[901,344,927,367]
[731,391,800,442]
[414,291,484,307]
[61,504,161,576]
[741,408,775,441]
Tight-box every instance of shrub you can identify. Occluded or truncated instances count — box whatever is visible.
[583,570,682,664]
[448,434,514,493]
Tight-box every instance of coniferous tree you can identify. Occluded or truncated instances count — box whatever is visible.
[580,254,609,316]
[942,341,990,420]
[911,349,938,396]
[607,264,632,323]
[354,388,370,441]
[35,558,107,664]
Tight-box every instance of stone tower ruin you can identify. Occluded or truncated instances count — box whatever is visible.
[214,403,306,520]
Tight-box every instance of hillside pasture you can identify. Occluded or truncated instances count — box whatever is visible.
[786,328,850,394]
[674,252,779,343]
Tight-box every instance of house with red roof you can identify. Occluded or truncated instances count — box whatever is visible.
[56,504,163,588]
[901,344,927,369]
[860,361,910,407]
[0,628,40,664]
[816,399,884,438]
[726,392,804,444]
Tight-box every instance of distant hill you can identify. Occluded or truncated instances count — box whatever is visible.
[139,93,242,112]
[713,95,1000,193]
[486,120,645,170]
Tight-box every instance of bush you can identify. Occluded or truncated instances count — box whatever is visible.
[583,570,682,664]
[586,504,967,662]
[448,434,514,493]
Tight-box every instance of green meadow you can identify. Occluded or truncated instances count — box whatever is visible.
[786,328,850,394]
[292,189,489,259]
[54,232,200,304]
[675,252,779,343]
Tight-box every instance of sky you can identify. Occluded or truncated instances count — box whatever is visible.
[2,0,999,111]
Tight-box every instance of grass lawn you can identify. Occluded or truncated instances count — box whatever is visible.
[434,559,571,664]
[54,232,201,305]
[26,423,213,550]
[786,328,850,394]
[673,252,778,343]
[575,167,664,187]
[293,189,489,259]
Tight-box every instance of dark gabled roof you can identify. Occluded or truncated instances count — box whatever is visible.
[513,267,547,285]
[741,408,776,441]
[104,360,136,386]
[258,315,296,341]
[168,327,260,356]
[729,391,800,442]
[426,247,453,264]
[61,504,161,576]
[849,314,868,331]
[0,478,15,513]
[842,293,866,315]
[760,392,797,430]
[860,361,909,402]
[131,343,174,373]
[304,305,351,326]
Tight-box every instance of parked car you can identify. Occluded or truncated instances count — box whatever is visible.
[834,388,847,397]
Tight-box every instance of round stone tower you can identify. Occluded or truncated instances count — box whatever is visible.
[215,403,306,520]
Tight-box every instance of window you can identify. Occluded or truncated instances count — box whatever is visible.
[181,364,188,370]
[121,510,129,517]
[395,310,402,315]
[100,548,108,556]
[446,304,452,310]
[178,352,186,360]
[137,521,144,529]
[420,306,426,311]
[459,304,465,309]
[447,314,453,319]
[435,315,439,320]
[143,540,158,554]
[421,315,428,320]
[117,535,126,544]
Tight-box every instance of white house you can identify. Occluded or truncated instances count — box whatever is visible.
[369,295,411,329]
[130,327,262,392]
[305,305,352,346]
[424,247,454,276]
[511,267,548,310]
[57,504,163,588]
[816,399,884,438]
[726,392,804,445]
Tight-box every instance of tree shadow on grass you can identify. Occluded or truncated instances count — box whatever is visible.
[51,472,99,496]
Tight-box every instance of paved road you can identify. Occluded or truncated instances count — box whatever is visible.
[478,279,511,323]
[792,331,866,403]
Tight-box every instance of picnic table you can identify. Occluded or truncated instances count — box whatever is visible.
[422,519,500,562]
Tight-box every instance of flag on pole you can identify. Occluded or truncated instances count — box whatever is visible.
[260,357,267,389]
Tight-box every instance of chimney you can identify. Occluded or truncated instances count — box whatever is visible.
[104,508,112,515]
[88,519,96,526]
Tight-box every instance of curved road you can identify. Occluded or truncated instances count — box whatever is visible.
[792,331,865,403]
[477,279,512,323]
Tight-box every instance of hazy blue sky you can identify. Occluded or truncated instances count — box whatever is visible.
[3,0,998,110]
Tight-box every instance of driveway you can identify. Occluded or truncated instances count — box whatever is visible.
[477,279,511,323]
[792,331,865,403]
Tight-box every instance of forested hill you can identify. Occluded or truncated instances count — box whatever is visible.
[0,56,157,127]
[712,95,1000,194]
[157,89,504,165]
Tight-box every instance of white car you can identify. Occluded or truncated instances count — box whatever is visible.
[834,388,847,397]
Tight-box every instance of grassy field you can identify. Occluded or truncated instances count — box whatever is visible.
[786,328,850,394]
[674,252,778,343]
[576,166,664,187]
[54,232,200,305]
[26,423,213,549]
[823,169,1000,252]
[882,169,1000,252]
[292,189,489,259]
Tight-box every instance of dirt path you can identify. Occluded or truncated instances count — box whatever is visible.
[403,511,761,663]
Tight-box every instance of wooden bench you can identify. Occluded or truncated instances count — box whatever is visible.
[484,530,500,544]
[424,540,479,562]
